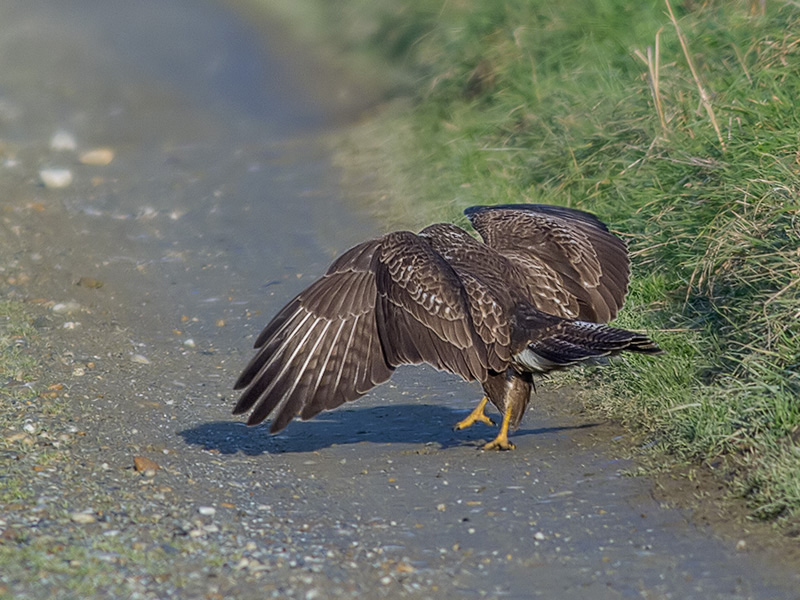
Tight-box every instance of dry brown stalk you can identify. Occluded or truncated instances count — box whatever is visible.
[664,0,726,150]
[650,28,667,133]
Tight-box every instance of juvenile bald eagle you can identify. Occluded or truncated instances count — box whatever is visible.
[233,204,660,450]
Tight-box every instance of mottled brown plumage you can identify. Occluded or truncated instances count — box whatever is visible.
[233,204,660,449]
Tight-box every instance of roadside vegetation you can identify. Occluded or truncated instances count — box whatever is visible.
[262,0,800,519]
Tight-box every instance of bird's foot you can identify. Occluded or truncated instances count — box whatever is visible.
[481,434,516,451]
[453,397,495,430]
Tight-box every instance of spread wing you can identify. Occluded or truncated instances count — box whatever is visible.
[465,204,630,323]
[233,232,492,433]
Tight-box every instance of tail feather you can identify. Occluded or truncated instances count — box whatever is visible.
[512,307,661,373]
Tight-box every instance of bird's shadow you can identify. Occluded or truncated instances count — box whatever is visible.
[178,403,599,455]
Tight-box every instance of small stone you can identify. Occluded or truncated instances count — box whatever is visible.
[183,338,196,348]
[436,503,446,512]
[70,512,96,524]
[50,130,77,151]
[534,531,546,541]
[395,562,414,574]
[133,456,160,472]
[40,168,73,189]
[198,506,216,516]
[72,367,85,377]
[52,301,82,314]
[77,277,103,289]
[130,354,151,365]
[736,539,747,551]
[79,148,114,166]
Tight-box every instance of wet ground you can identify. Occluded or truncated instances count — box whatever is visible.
[1,1,799,599]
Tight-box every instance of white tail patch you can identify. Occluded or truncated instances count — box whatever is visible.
[513,348,563,373]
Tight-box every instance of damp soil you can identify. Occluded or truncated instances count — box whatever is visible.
[1,2,799,599]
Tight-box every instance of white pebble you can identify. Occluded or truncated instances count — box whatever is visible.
[198,506,216,516]
[130,354,151,365]
[50,130,77,151]
[534,531,546,541]
[52,301,82,314]
[40,168,73,189]
[70,512,96,524]
[183,338,196,348]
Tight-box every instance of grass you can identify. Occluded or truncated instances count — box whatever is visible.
[259,0,800,518]
[0,301,38,398]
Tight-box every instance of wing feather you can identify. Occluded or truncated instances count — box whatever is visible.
[233,240,394,432]
[375,231,489,381]
[233,231,496,433]
[465,204,630,323]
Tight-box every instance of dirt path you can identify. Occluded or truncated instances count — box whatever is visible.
[1,2,798,599]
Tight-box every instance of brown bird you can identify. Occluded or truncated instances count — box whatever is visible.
[233,204,660,450]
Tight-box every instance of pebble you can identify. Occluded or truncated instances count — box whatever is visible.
[70,512,96,524]
[183,338,196,348]
[77,276,103,289]
[40,168,73,189]
[52,301,82,314]
[198,506,216,516]
[79,148,114,165]
[133,456,160,472]
[130,354,151,365]
[50,130,77,151]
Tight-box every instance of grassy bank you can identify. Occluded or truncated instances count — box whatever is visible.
[265,0,800,518]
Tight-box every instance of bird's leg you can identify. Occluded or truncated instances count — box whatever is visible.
[481,407,515,451]
[453,396,495,430]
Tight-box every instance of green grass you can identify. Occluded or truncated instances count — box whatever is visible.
[0,300,38,398]
[260,0,800,518]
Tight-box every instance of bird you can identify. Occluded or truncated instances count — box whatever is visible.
[233,203,661,450]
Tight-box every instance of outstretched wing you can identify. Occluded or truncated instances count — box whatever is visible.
[233,232,492,433]
[465,204,630,323]
[233,239,393,432]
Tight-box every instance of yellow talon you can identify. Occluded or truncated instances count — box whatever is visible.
[454,397,495,430]
[481,407,515,451]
